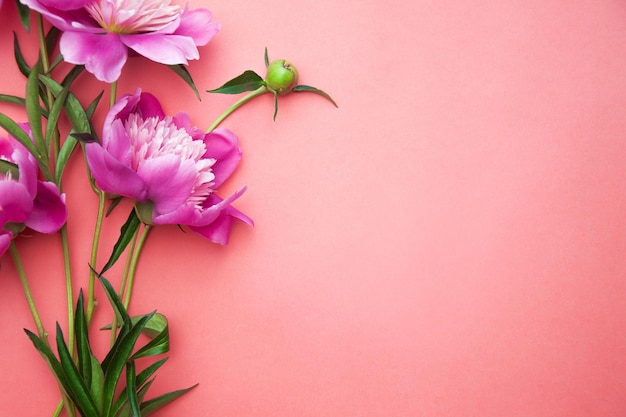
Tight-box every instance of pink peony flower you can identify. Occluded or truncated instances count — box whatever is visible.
[85,89,252,245]
[0,126,67,257]
[19,0,220,82]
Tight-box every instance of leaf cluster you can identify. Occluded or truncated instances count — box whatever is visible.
[25,276,195,417]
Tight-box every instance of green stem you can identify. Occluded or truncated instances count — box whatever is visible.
[206,85,269,132]
[9,242,47,342]
[36,13,59,162]
[109,225,139,348]
[123,225,151,310]
[86,189,106,324]
[60,225,75,355]
[109,80,118,108]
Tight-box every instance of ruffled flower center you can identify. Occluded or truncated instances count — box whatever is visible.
[124,114,216,209]
[86,0,181,34]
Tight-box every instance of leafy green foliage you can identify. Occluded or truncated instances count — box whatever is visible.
[25,277,196,417]
[207,70,265,94]
[168,64,201,100]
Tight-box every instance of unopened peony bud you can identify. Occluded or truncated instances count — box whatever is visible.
[265,59,299,95]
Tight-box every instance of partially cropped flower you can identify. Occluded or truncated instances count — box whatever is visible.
[0,126,67,257]
[85,89,252,244]
[19,0,220,82]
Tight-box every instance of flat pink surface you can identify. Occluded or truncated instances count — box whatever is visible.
[2,0,626,416]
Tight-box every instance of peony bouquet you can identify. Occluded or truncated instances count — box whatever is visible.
[0,0,335,416]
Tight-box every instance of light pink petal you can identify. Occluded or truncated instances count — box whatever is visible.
[0,232,11,258]
[151,202,196,225]
[102,93,136,146]
[0,181,33,227]
[120,33,198,65]
[203,128,242,188]
[172,112,205,141]
[103,120,132,164]
[60,32,128,82]
[85,142,147,201]
[26,182,67,233]
[175,8,220,46]
[137,155,196,215]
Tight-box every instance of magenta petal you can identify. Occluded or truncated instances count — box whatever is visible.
[85,142,147,201]
[121,33,199,65]
[151,202,196,225]
[0,232,11,258]
[203,128,242,188]
[189,192,253,245]
[26,182,67,233]
[137,93,166,120]
[137,156,196,215]
[60,32,128,82]
[40,0,92,10]
[175,8,220,46]
[0,181,33,227]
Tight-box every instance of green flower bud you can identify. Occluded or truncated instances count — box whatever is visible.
[265,59,299,95]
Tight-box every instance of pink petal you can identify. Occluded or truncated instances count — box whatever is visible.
[203,128,242,188]
[26,182,67,233]
[40,0,92,10]
[0,232,11,258]
[120,33,199,65]
[60,32,128,82]
[0,181,33,227]
[175,8,220,46]
[189,192,253,245]
[151,202,196,225]
[137,155,197,215]
[85,142,147,201]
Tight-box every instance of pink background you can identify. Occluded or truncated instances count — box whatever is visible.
[2,0,626,415]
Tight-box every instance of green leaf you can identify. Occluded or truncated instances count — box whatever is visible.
[132,313,169,358]
[207,70,265,94]
[0,94,26,107]
[39,74,92,134]
[55,323,101,417]
[101,312,155,417]
[90,354,105,414]
[55,134,78,183]
[13,32,31,77]
[293,84,339,107]
[0,160,19,179]
[125,360,141,417]
[168,64,201,100]
[140,384,198,416]
[100,209,141,275]
[264,47,270,68]
[0,113,38,157]
[74,292,92,385]
[44,78,70,147]
[114,380,154,417]
[26,61,46,156]
[16,1,30,32]
[23,329,66,387]
[97,276,131,330]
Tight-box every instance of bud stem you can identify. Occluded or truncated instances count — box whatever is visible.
[206,85,269,132]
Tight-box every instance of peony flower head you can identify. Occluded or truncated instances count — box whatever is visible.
[19,0,221,82]
[0,126,67,257]
[85,89,252,245]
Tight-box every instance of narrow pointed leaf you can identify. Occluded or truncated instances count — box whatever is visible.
[39,75,92,134]
[89,354,105,413]
[293,85,338,107]
[132,314,169,358]
[0,113,38,157]
[75,293,92,382]
[55,134,78,183]
[55,323,101,417]
[0,94,25,107]
[97,276,131,328]
[23,329,66,385]
[115,380,155,417]
[16,2,31,32]
[168,64,200,100]
[44,79,70,146]
[264,47,270,67]
[101,312,155,417]
[26,61,46,156]
[13,32,31,77]
[140,384,198,416]
[207,70,264,94]
[100,209,141,274]
[126,360,141,417]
